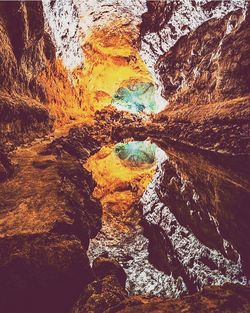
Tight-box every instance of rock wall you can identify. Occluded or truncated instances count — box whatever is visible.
[0,1,84,151]
[156,5,250,106]
[140,0,246,77]
[0,118,104,313]
[0,1,54,149]
[138,2,250,155]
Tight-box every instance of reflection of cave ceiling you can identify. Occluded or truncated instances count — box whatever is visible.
[114,141,156,166]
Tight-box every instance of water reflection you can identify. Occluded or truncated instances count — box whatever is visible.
[114,141,156,166]
[86,140,250,297]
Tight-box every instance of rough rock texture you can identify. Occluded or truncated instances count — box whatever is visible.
[0,1,53,97]
[0,1,55,149]
[156,7,250,105]
[139,0,246,75]
[111,284,250,313]
[152,96,250,154]
[72,255,128,313]
[0,1,84,150]
[72,275,127,313]
[139,2,250,154]
[0,92,54,151]
[0,234,92,313]
[92,254,127,288]
[0,126,102,312]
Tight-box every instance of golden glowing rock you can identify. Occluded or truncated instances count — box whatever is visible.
[37,60,91,126]
[77,19,153,114]
[84,144,156,233]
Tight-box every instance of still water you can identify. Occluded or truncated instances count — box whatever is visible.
[84,140,249,297]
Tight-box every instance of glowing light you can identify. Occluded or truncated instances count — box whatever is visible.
[84,142,156,231]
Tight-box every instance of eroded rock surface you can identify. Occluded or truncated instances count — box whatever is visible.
[0,125,102,312]
[111,284,250,313]
[156,6,250,105]
[0,1,250,313]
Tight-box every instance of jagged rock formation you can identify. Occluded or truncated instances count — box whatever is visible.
[139,1,250,154]
[0,1,250,313]
[0,1,85,151]
[140,0,246,75]
[0,1,54,150]
[156,7,250,106]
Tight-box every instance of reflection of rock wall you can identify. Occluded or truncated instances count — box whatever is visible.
[140,143,249,294]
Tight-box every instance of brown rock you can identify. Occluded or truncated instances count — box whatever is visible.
[156,7,250,105]
[0,233,93,313]
[109,284,250,313]
[93,254,127,288]
[72,275,128,313]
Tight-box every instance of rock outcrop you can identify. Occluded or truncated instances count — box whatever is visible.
[111,284,250,313]
[156,7,250,106]
[0,1,84,151]
[0,1,250,313]
[0,123,103,312]
[72,255,128,313]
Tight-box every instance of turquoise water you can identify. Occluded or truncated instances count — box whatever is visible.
[112,82,157,113]
[114,141,156,166]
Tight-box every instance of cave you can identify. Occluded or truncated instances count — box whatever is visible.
[0,1,250,313]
